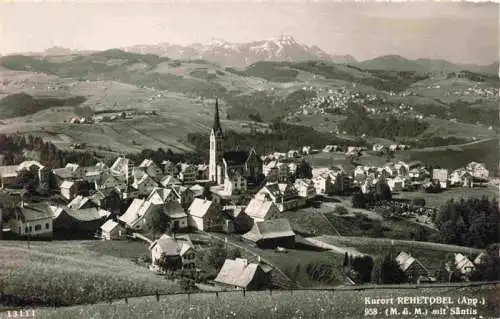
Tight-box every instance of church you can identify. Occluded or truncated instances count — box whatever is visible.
[209,99,263,193]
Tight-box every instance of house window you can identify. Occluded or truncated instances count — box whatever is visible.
[24,227,29,233]
[35,224,41,231]
[45,223,50,229]
[29,226,33,232]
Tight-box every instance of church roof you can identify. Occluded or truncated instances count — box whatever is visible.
[223,151,249,166]
[212,98,223,135]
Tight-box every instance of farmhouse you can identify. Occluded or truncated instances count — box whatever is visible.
[214,258,270,290]
[98,175,126,191]
[162,160,179,177]
[255,182,304,212]
[0,165,19,188]
[395,251,430,283]
[99,219,123,240]
[132,172,159,195]
[432,169,449,189]
[164,200,188,231]
[242,218,296,249]
[110,157,134,180]
[454,253,476,275]
[8,202,53,238]
[51,205,111,237]
[186,198,221,231]
[179,163,197,184]
[138,159,162,179]
[147,187,178,205]
[244,197,280,222]
[294,178,316,200]
[149,234,195,271]
[466,162,489,182]
[172,186,195,209]
[313,173,333,195]
[118,199,162,230]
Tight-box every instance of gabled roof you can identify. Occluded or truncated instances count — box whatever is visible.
[190,184,205,197]
[187,198,214,218]
[242,218,295,242]
[139,159,155,168]
[100,219,120,232]
[17,160,44,172]
[65,163,80,172]
[110,157,131,174]
[118,199,155,227]
[164,200,187,219]
[150,234,193,256]
[0,165,19,178]
[67,195,96,210]
[214,258,261,288]
[132,173,158,189]
[223,151,249,166]
[53,168,73,179]
[261,183,281,198]
[245,198,277,220]
[65,207,111,222]
[395,251,428,274]
[148,187,176,204]
[455,253,475,270]
[16,202,53,222]
[161,175,181,187]
[60,180,75,189]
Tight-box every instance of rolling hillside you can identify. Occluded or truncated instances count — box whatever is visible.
[0,49,497,153]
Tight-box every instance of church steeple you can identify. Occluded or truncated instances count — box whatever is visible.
[213,98,222,134]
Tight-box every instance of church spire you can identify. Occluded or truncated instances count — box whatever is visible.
[213,98,222,133]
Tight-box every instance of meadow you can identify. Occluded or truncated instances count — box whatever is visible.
[0,240,181,307]
[35,284,500,319]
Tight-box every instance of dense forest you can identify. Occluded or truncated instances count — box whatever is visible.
[432,197,500,249]
[0,134,96,168]
[187,121,368,156]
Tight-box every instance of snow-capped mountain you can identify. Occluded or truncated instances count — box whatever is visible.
[122,35,355,67]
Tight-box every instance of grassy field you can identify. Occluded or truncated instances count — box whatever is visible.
[314,235,484,276]
[0,240,181,307]
[393,185,499,209]
[35,284,500,319]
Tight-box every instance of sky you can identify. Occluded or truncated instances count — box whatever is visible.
[0,1,498,65]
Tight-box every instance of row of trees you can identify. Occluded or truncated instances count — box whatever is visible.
[432,197,499,249]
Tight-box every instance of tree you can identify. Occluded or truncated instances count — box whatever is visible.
[375,179,392,202]
[412,198,426,207]
[146,209,168,237]
[379,253,407,284]
[473,245,500,281]
[352,192,366,209]
[227,248,242,259]
[351,255,374,283]
[295,160,313,179]
[208,242,228,269]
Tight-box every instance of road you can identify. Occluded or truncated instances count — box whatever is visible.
[312,235,484,255]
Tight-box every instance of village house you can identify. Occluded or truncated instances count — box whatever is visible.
[432,169,449,189]
[178,163,197,184]
[51,204,111,237]
[287,150,299,158]
[301,146,311,155]
[138,159,163,179]
[387,176,405,192]
[118,199,163,231]
[466,162,489,182]
[186,198,221,231]
[294,178,317,200]
[222,206,253,233]
[395,251,430,283]
[162,160,179,177]
[60,181,77,200]
[147,187,178,205]
[110,157,134,181]
[0,165,19,188]
[242,218,296,249]
[172,186,195,210]
[454,253,476,276]
[244,197,280,222]
[149,234,196,272]
[312,173,333,195]
[223,170,247,195]
[98,174,127,191]
[255,182,304,212]
[132,172,159,195]
[214,258,270,290]
[160,175,181,188]
[164,200,188,231]
[99,219,123,240]
[8,202,53,238]
[263,161,290,183]
[449,169,473,188]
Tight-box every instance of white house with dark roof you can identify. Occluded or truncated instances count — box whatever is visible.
[164,200,188,231]
[255,182,304,212]
[138,159,162,179]
[294,178,316,200]
[179,163,197,184]
[149,234,195,271]
[100,219,123,240]
[8,202,53,237]
[118,199,162,230]
[244,198,280,222]
[186,198,220,231]
[432,169,449,189]
[466,162,489,182]
[214,258,269,290]
[313,173,333,195]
